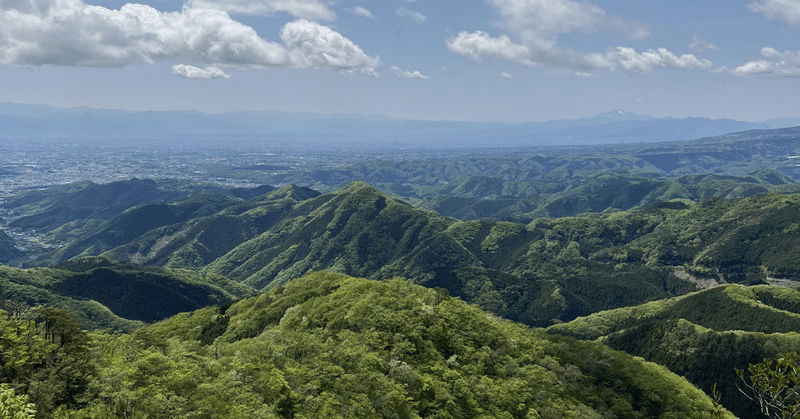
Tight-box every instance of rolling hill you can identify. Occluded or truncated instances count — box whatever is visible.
[549,284,800,418]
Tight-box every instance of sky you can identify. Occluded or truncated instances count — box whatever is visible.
[0,0,799,122]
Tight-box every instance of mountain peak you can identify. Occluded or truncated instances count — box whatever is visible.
[591,109,653,122]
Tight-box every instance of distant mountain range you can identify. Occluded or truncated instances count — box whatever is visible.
[0,101,788,146]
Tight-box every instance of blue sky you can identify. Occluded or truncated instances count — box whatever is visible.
[1,0,798,122]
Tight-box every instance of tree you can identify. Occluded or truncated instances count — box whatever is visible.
[736,352,800,418]
[0,383,36,419]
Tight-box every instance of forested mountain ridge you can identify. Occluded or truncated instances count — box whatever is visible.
[1,178,249,231]
[6,181,800,331]
[0,271,734,418]
[417,170,796,222]
[207,127,800,222]
[548,284,800,418]
[13,184,318,266]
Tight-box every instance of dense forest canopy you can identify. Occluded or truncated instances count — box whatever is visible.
[0,272,734,418]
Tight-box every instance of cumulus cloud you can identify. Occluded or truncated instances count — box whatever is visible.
[688,34,719,53]
[172,64,231,78]
[447,0,711,74]
[396,7,426,22]
[352,6,375,18]
[732,47,800,76]
[446,31,534,65]
[281,19,381,76]
[447,31,711,73]
[391,65,429,79]
[605,47,713,72]
[501,72,513,78]
[748,0,800,26]
[186,0,336,21]
[0,0,380,76]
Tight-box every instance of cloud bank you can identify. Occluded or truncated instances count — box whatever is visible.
[0,0,380,76]
[186,0,336,21]
[733,48,800,76]
[446,0,712,74]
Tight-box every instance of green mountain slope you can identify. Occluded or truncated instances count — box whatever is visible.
[3,179,199,231]
[89,183,689,324]
[16,183,800,330]
[417,170,797,222]
[26,184,320,266]
[19,271,729,418]
[0,229,22,263]
[0,257,255,330]
[548,284,800,418]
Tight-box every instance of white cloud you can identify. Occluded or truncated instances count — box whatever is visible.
[575,72,599,78]
[737,1,800,77]
[732,47,800,76]
[688,34,719,53]
[0,1,380,76]
[487,0,650,41]
[352,6,375,19]
[501,72,513,78]
[605,47,713,72]
[447,0,711,74]
[447,31,711,73]
[186,0,336,21]
[396,7,426,22]
[391,65,429,79]
[446,31,534,65]
[172,64,231,78]
[281,19,381,76]
[748,0,800,26]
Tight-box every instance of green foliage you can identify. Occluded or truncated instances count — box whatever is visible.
[736,352,800,418]
[549,284,800,418]
[41,271,727,418]
[0,307,95,416]
[0,383,36,419]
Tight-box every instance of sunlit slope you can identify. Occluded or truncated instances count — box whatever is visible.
[549,284,800,418]
[35,184,320,266]
[98,183,690,324]
[132,271,733,418]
